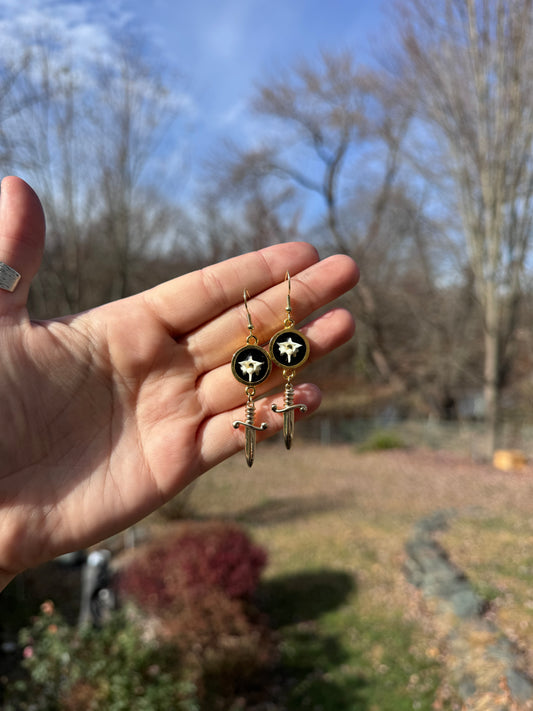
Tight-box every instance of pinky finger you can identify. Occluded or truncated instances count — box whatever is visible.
[196,383,322,472]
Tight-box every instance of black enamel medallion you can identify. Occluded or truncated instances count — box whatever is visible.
[231,344,272,386]
[269,328,310,369]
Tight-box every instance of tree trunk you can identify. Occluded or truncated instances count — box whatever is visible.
[483,317,500,459]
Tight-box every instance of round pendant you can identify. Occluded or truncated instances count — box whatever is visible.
[231,344,272,386]
[269,328,310,369]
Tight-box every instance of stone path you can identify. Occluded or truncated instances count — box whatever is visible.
[405,510,533,709]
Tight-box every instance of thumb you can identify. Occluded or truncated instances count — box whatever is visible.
[0,176,45,316]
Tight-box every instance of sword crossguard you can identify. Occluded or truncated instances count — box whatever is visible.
[232,420,268,432]
[271,403,308,415]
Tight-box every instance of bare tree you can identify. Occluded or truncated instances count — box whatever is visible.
[238,53,414,379]
[339,182,480,416]
[240,54,444,391]
[0,29,185,316]
[0,53,39,170]
[90,41,183,301]
[207,50,482,416]
[394,0,533,452]
[196,138,304,265]
[252,51,406,252]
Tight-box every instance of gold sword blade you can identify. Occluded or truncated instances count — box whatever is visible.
[283,408,295,450]
[272,402,308,449]
[233,417,268,467]
[245,426,256,467]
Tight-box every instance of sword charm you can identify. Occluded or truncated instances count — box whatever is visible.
[230,289,272,468]
[268,273,310,450]
[272,377,307,449]
[233,391,268,467]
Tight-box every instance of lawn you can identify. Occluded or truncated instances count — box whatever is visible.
[185,441,533,710]
[6,440,533,709]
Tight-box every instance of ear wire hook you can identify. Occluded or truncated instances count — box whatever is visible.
[284,272,294,328]
[243,288,256,343]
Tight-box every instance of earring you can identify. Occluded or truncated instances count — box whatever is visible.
[270,273,310,449]
[231,289,272,467]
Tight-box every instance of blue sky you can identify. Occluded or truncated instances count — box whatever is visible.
[0,0,387,192]
[131,1,386,149]
[133,0,388,195]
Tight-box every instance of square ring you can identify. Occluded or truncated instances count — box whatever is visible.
[0,262,21,292]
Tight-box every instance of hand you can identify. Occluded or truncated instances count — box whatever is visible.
[0,177,358,588]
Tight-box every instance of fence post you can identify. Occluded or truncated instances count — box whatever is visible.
[78,550,114,628]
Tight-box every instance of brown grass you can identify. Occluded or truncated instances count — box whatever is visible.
[10,441,533,709]
[184,443,533,708]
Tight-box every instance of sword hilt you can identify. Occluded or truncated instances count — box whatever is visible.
[233,398,268,432]
[271,380,307,449]
[271,380,308,415]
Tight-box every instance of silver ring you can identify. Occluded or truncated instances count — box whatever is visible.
[0,262,21,292]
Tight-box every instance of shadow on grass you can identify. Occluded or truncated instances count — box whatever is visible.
[258,568,356,629]
[233,494,353,527]
[258,569,370,710]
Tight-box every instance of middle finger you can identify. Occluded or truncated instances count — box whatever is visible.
[184,254,357,376]
[196,307,355,417]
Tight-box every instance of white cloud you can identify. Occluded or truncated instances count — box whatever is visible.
[0,0,197,117]
[218,98,247,127]
[0,0,386,190]
[0,1,115,64]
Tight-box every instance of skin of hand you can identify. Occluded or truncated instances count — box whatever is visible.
[0,176,359,591]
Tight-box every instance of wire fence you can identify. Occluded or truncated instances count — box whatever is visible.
[300,413,533,461]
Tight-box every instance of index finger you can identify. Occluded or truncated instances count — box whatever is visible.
[142,242,320,336]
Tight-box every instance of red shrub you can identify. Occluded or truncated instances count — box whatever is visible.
[116,521,267,612]
[115,522,274,706]
[162,588,276,700]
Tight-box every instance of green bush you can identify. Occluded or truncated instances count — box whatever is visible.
[357,429,406,452]
[3,600,198,711]
[5,523,275,710]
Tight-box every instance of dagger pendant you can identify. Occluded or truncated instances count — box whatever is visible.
[272,378,307,449]
[233,396,268,467]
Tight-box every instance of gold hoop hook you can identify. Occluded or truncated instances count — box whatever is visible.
[243,288,258,344]
[284,272,294,327]
[243,288,253,330]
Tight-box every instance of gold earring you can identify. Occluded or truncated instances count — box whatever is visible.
[231,289,272,467]
[269,273,310,449]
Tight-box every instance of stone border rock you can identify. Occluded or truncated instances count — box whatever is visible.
[404,510,533,708]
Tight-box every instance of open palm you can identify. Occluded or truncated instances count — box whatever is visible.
[0,177,358,587]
